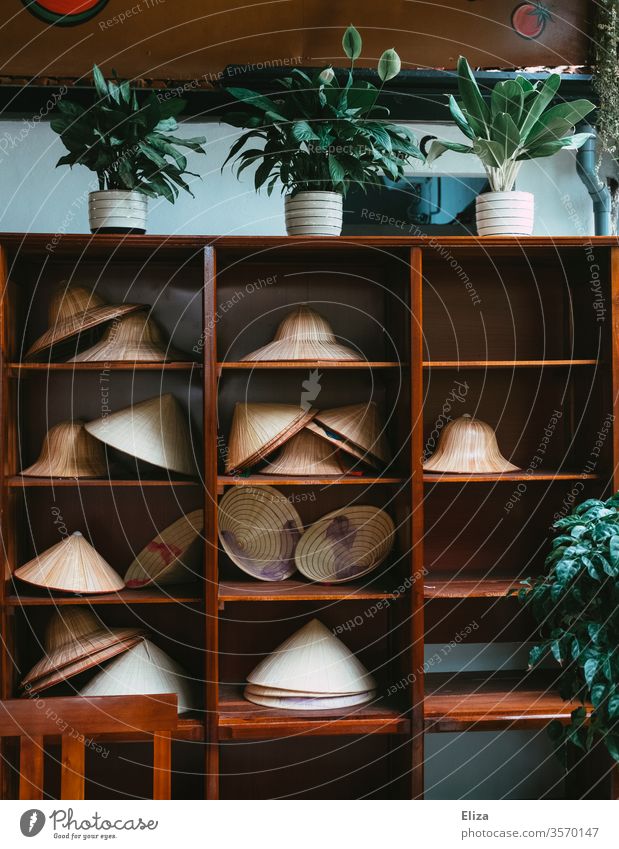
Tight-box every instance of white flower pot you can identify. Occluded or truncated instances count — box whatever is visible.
[284,191,343,236]
[88,190,148,234]
[475,191,534,237]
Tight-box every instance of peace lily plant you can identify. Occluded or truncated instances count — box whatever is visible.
[519,494,619,764]
[428,56,595,236]
[222,25,424,236]
[52,65,207,234]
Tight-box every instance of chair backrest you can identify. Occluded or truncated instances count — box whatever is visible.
[0,694,178,800]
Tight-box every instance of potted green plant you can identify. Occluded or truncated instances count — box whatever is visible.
[51,66,207,234]
[222,25,424,236]
[427,57,595,236]
[519,494,619,763]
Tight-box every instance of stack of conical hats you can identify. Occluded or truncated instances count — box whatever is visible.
[226,401,389,475]
[124,509,204,588]
[423,414,520,474]
[79,639,196,714]
[244,619,376,709]
[242,305,361,362]
[21,608,144,695]
[20,421,107,478]
[14,532,124,594]
[84,393,197,476]
[25,283,142,361]
[71,310,186,363]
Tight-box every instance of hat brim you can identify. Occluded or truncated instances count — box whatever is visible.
[25,303,143,361]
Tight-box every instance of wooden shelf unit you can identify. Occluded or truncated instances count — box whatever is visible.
[0,234,617,801]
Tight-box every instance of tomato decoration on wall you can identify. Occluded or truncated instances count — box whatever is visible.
[511,2,552,40]
[21,0,110,26]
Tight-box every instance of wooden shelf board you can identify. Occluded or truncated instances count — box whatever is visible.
[5,585,203,606]
[218,686,409,739]
[423,471,600,483]
[424,672,586,732]
[423,359,598,369]
[8,476,199,488]
[219,361,404,370]
[9,362,200,375]
[41,715,205,744]
[218,580,401,602]
[218,475,404,487]
[424,575,518,599]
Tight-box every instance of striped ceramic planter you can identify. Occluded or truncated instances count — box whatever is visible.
[475,191,534,237]
[284,191,343,236]
[88,190,148,234]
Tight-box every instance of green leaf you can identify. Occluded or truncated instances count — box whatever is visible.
[92,65,109,100]
[456,55,491,133]
[492,112,520,160]
[426,139,473,165]
[520,73,562,141]
[377,48,401,83]
[291,121,319,142]
[448,95,474,140]
[226,88,287,120]
[342,25,362,61]
[584,658,599,687]
[491,80,524,125]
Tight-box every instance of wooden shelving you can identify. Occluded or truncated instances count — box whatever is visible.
[1,234,617,801]
[424,672,586,732]
[218,580,401,602]
[217,686,409,739]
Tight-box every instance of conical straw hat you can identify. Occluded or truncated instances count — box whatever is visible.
[70,310,186,363]
[311,403,391,465]
[295,506,395,584]
[260,429,349,476]
[79,639,196,714]
[15,532,125,594]
[124,509,204,588]
[25,283,142,361]
[241,305,362,362]
[247,618,376,694]
[21,607,144,688]
[20,420,107,478]
[84,394,197,476]
[24,636,145,695]
[226,403,316,472]
[244,682,361,698]
[305,421,376,468]
[243,687,376,710]
[423,413,520,474]
[218,486,302,581]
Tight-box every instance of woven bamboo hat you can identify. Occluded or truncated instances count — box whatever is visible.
[423,414,520,474]
[25,283,142,361]
[309,403,391,466]
[15,532,125,595]
[124,509,204,588]
[218,485,302,581]
[226,403,316,472]
[261,429,349,476]
[20,420,107,478]
[85,394,197,476]
[79,639,195,714]
[246,618,376,694]
[243,687,376,710]
[21,607,144,690]
[70,310,185,363]
[295,506,395,584]
[242,305,362,362]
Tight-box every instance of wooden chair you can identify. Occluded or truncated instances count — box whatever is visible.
[0,694,178,800]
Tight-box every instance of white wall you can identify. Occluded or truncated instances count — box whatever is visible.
[0,119,595,236]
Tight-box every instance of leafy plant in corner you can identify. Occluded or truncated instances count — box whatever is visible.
[222,25,424,197]
[427,56,595,191]
[519,494,619,763]
[51,66,207,202]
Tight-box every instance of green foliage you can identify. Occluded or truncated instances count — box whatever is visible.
[428,56,595,192]
[520,493,619,763]
[221,25,424,197]
[51,66,207,202]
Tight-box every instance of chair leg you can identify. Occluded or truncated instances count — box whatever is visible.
[61,737,85,800]
[153,732,172,800]
[19,736,44,800]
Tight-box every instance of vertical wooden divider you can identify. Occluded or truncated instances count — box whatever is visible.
[410,247,425,799]
[0,243,10,800]
[203,246,219,799]
[610,247,619,801]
